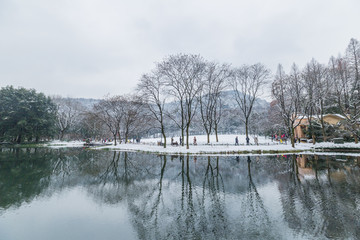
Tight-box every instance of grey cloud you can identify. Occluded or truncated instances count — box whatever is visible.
[0,0,359,98]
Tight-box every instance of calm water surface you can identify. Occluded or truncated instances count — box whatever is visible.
[0,148,359,240]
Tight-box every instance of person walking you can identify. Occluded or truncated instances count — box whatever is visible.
[235,136,239,145]
[254,136,258,145]
[193,136,197,145]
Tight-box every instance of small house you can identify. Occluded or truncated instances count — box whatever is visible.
[294,114,346,139]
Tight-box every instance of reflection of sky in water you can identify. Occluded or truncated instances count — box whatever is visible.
[0,149,360,240]
[0,187,136,240]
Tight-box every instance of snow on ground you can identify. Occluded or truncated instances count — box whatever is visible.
[46,134,360,156]
[312,141,360,149]
[140,134,273,145]
[98,142,311,155]
[47,140,85,148]
[47,134,304,155]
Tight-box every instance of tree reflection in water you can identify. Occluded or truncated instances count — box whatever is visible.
[126,155,234,239]
[235,156,272,239]
[0,148,53,210]
[1,148,360,239]
[278,154,360,239]
[126,155,278,239]
[200,156,227,239]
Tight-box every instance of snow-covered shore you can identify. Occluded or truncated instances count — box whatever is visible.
[46,134,360,156]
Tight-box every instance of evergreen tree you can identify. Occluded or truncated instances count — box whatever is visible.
[0,86,57,143]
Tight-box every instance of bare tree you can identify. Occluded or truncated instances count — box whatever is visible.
[229,63,270,145]
[272,64,305,147]
[198,62,231,143]
[302,59,319,144]
[346,38,360,88]
[345,38,360,143]
[137,72,168,147]
[267,100,286,136]
[93,95,124,145]
[53,97,84,140]
[159,54,206,149]
[213,95,224,142]
[121,95,149,144]
[330,55,360,143]
[302,59,329,142]
[313,61,331,141]
[80,110,107,140]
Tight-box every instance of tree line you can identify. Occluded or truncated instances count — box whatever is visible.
[56,54,269,149]
[271,38,360,147]
[1,38,358,147]
[1,54,270,146]
[138,54,269,148]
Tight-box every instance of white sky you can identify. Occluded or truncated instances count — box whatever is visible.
[0,0,359,99]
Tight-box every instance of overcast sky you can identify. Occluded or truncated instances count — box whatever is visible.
[0,0,359,99]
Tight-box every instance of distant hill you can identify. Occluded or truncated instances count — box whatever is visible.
[68,98,100,109]
[66,91,270,112]
[221,90,270,112]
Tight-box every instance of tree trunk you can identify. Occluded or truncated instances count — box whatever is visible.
[113,133,117,146]
[320,119,326,142]
[312,134,316,145]
[308,119,316,145]
[245,118,249,145]
[161,124,167,148]
[320,101,327,142]
[16,134,22,144]
[290,126,295,148]
[181,110,185,146]
[186,126,190,149]
[125,129,129,144]
[181,128,185,147]
[60,130,65,141]
[215,123,219,142]
[207,132,210,144]
[118,130,121,145]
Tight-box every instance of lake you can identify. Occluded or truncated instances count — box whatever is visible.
[0,148,359,239]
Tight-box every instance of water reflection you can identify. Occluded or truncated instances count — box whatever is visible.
[279,154,360,239]
[1,148,360,239]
